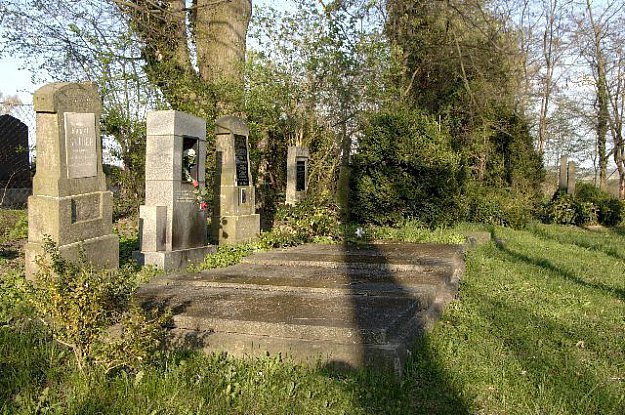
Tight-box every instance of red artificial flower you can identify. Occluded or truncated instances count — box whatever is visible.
[192,180,199,188]
[200,201,208,210]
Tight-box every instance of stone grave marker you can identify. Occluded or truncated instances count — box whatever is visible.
[285,146,309,205]
[559,155,568,192]
[0,114,31,207]
[567,161,576,195]
[212,115,260,245]
[134,110,214,271]
[25,82,118,279]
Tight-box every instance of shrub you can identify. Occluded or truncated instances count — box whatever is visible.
[466,186,537,228]
[575,182,624,226]
[350,108,466,227]
[269,196,341,246]
[541,192,598,226]
[29,237,170,374]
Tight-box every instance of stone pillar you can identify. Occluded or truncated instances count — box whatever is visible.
[134,110,214,271]
[212,115,260,245]
[25,82,118,279]
[559,155,568,192]
[285,146,310,205]
[567,161,576,195]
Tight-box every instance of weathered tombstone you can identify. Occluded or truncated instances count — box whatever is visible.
[134,110,214,271]
[567,161,576,195]
[25,82,118,279]
[212,115,260,245]
[0,114,32,207]
[285,146,310,205]
[559,155,568,192]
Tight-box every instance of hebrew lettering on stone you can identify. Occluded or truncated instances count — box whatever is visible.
[64,112,98,179]
[234,134,250,187]
[296,160,306,192]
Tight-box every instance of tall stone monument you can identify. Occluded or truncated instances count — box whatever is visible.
[559,155,568,192]
[567,161,576,195]
[25,82,118,279]
[0,114,32,207]
[285,146,310,205]
[212,115,260,245]
[134,110,214,271]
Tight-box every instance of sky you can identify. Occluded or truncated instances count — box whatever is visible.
[0,0,290,104]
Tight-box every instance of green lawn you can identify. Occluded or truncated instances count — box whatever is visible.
[1,224,624,414]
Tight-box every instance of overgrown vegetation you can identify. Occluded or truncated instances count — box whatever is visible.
[542,183,625,226]
[3,221,625,413]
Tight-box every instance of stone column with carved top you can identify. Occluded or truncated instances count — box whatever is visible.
[285,146,310,205]
[25,82,119,279]
[133,110,214,271]
[212,115,260,245]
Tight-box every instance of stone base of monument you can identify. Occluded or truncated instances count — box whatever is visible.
[137,243,464,377]
[214,213,261,245]
[133,246,215,273]
[25,234,119,278]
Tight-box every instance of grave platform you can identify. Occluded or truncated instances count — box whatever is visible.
[136,242,464,377]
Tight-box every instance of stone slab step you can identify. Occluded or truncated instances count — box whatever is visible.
[153,263,452,292]
[240,243,464,274]
[138,285,430,345]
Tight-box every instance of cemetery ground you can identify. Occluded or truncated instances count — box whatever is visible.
[1,210,625,414]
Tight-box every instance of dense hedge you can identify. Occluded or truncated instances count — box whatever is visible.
[350,109,467,227]
[540,183,625,227]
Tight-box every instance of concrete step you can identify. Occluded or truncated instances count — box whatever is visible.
[152,263,453,293]
[138,284,432,345]
[137,242,465,377]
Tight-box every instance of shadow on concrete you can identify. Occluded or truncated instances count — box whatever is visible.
[318,222,470,413]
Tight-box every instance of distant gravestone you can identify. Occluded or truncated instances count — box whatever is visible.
[285,146,309,205]
[559,155,568,192]
[24,82,118,279]
[567,161,576,195]
[212,116,260,245]
[134,110,214,271]
[0,114,31,207]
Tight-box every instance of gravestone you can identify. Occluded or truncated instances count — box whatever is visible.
[212,115,260,245]
[0,114,31,207]
[559,155,568,192]
[134,110,214,271]
[25,82,118,279]
[567,161,576,195]
[285,146,309,205]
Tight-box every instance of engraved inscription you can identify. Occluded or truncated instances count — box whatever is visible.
[234,134,250,187]
[65,112,98,178]
[71,194,101,223]
[296,160,306,192]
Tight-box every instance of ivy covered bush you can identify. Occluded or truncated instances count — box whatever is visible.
[575,182,625,227]
[540,184,624,227]
[350,109,467,227]
[466,186,538,228]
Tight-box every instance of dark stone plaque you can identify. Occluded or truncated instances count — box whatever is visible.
[234,134,250,187]
[64,112,97,178]
[296,160,306,192]
[0,115,31,188]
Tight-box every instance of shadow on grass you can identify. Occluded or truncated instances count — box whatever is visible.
[470,291,623,413]
[326,224,469,414]
[495,241,625,302]
[118,236,139,267]
[528,225,625,263]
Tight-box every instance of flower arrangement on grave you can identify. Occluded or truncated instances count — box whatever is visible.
[182,148,210,211]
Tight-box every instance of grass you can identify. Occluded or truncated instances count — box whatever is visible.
[1,215,625,413]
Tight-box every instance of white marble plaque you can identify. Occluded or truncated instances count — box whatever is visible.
[64,112,98,178]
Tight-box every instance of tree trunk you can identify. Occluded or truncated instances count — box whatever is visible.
[113,0,252,119]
